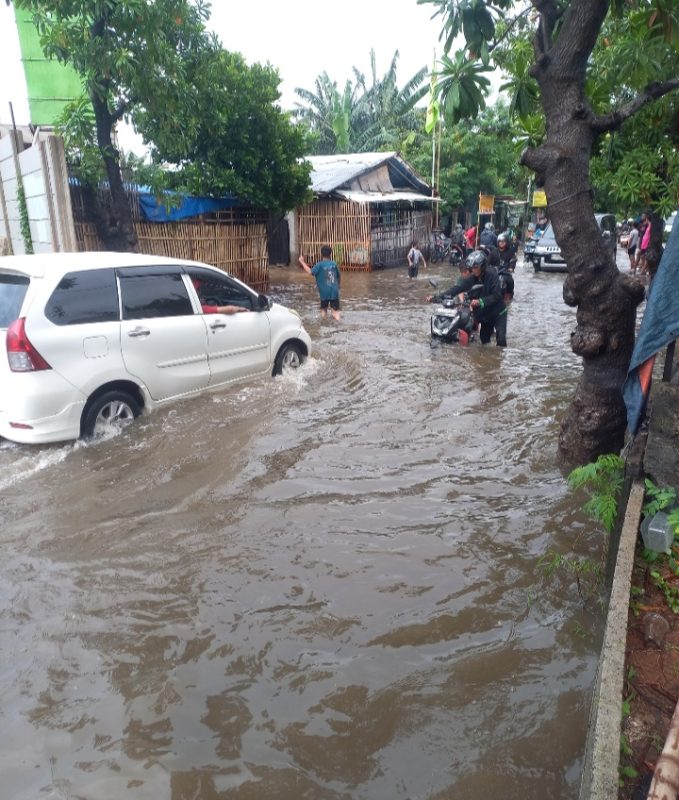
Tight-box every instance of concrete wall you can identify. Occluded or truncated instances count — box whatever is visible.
[0,130,76,255]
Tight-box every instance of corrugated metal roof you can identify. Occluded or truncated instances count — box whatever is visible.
[307,152,430,195]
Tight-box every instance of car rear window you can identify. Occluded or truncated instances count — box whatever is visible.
[0,273,30,328]
[118,267,193,320]
[45,268,119,325]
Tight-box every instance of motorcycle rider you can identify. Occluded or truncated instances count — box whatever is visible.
[480,222,498,248]
[426,249,507,347]
[496,232,516,303]
[497,233,517,268]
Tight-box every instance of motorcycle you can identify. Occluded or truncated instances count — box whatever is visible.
[431,231,465,265]
[428,279,484,345]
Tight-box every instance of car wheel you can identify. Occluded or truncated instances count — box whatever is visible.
[273,342,305,376]
[81,390,141,438]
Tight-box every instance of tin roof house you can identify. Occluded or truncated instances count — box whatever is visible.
[294,152,435,270]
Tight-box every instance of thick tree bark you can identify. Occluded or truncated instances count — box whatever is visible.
[523,0,646,465]
[91,93,138,252]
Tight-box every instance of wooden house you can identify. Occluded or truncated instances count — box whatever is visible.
[294,153,435,271]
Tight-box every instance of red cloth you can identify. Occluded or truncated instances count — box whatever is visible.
[465,226,477,249]
[201,304,219,314]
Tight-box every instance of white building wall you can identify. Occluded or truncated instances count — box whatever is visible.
[0,130,76,256]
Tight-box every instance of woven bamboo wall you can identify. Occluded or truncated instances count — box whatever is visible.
[297,198,433,271]
[297,198,372,271]
[70,185,270,292]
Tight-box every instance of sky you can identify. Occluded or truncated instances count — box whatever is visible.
[0,0,446,146]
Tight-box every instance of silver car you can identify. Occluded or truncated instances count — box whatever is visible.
[533,213,617,273]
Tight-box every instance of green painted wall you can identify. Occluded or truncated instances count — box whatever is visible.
[13,5,83,125]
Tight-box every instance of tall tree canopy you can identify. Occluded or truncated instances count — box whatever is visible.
[16,0,311,249]
[294,50,428,155]
[421,0,679,464]
[403,101,528,215]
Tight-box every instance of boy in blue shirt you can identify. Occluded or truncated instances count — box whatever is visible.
[299,245,341,321]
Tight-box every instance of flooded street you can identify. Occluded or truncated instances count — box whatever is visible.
[0,257,609,799]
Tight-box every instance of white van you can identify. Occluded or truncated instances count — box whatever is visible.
[0,252,311,444]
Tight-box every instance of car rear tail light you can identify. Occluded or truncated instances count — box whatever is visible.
[6,318,52,372]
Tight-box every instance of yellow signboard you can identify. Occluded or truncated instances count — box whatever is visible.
[533,190,548,207]
[478,194,495,214]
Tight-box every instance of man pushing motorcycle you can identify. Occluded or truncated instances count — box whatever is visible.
[425,249,508,347]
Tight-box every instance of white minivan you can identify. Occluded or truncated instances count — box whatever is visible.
[0,252,311,444]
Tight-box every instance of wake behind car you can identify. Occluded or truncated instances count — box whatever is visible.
[0,252,311,444]
[533,213,617,272]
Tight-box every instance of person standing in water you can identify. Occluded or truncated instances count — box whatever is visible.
[299,245,342,321]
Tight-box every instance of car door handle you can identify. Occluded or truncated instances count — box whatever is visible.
[209,320,227,331]
[127,326,151,338]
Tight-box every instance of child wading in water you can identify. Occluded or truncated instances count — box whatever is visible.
[299,245,341,321]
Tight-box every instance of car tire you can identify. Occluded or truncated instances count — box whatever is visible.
[81,390,141,438]
[273,342,306,376]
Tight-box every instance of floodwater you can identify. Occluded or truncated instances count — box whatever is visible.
[0,256,611,800]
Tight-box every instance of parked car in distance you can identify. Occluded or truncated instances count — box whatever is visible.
[533,213,617,273]
[0,252,311,444]
[664,211,677,239]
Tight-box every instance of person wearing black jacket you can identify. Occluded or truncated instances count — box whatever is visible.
[496,233,516,303]
[426,249,508,346]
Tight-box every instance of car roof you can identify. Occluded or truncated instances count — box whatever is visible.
[0,251,219,279]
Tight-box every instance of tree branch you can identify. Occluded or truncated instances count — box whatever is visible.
[112,98,137,122]
[545,0,608,78]
[488,6,532,54]
[592,78,679,132]
[532,0,560,56]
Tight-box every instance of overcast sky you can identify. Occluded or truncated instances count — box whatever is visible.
[0,0,445,132]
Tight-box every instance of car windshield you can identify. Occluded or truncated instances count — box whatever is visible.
[0,273,29,328]
[539,224,557,245]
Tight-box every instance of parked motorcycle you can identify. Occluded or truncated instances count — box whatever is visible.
[431,231,465,265]
[428,279,484,345]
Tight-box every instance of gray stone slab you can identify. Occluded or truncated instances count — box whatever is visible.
[580,480,645,800]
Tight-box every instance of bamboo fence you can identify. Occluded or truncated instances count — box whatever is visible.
[296,198,433,271]
[70,184,270,292]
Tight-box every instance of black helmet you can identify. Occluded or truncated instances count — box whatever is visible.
[497,232,509,244]
[465,249,487,270]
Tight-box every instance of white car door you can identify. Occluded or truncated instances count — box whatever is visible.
[118,266,211,401]
[184,267,271,385]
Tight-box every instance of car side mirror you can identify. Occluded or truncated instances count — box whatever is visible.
[258,294,271,311]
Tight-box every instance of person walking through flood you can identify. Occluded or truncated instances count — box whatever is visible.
[299,245,342,321]
[425,249,507,347]
[407,241,427,279]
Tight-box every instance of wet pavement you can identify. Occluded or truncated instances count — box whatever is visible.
[0,254,621,799]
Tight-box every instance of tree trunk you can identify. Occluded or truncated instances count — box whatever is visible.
[522,0,645,466]
[92,94,138,252]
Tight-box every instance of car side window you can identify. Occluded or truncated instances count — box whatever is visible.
[118,266,193,320]
[185,267,255,311]
[45,269,119,326]
[0,274,30,327]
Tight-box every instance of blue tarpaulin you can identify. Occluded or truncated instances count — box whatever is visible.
[622,215,679,435]
[138,191,241,222]
[68,178,242,222]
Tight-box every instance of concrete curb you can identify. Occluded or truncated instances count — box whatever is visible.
[580,479,646,800]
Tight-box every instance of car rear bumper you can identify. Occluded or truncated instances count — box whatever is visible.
[0,371,86,444]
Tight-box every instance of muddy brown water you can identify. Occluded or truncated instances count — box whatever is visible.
[0,258,614,799]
